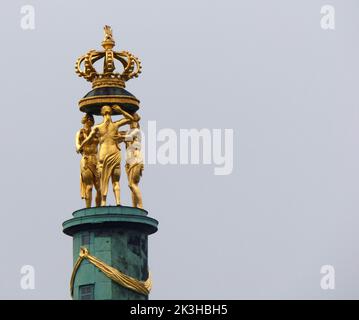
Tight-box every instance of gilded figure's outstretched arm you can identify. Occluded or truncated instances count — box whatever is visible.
[112,105,135,121]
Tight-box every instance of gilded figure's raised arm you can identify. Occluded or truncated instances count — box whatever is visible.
[78,127,98,152]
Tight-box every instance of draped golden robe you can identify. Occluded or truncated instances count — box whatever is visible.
[99,150,121,197]
[80,155,99,199]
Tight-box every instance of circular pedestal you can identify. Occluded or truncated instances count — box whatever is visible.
[62,206,158,300]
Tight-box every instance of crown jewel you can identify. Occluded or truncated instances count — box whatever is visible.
[75,26,142,89]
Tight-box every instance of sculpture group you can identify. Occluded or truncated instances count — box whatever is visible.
[74,25,144,209]
[75,105,144,208]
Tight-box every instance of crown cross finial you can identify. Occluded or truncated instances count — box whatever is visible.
[102,25,115,49]
[75,25,142,89]
[104,25,113,41]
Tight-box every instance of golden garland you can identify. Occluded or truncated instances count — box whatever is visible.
[70,247,152,297]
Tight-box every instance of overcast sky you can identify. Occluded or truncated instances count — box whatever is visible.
[0,0,358,299]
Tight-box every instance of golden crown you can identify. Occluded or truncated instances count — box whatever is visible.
[75,25,142,89]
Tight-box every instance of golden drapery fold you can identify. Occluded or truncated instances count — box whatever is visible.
[100,151,121,196]
[80,156,98,198]
[70,247,152,297]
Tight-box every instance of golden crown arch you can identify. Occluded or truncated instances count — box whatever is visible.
[75,25,142,115]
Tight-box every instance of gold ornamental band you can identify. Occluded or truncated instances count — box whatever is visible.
[92,79,126,89]
[78,95,140,108]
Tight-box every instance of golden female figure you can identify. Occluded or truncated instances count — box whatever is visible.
[76,114,101,208]
[120,113,144,208]
[80,105,133,206]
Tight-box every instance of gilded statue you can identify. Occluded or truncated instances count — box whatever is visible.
[120,113,144,208]
[75,26,145,209]
[79,105,134,206]
[75,114,101,208]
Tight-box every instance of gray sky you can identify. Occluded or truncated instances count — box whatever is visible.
[0,0,358,299]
